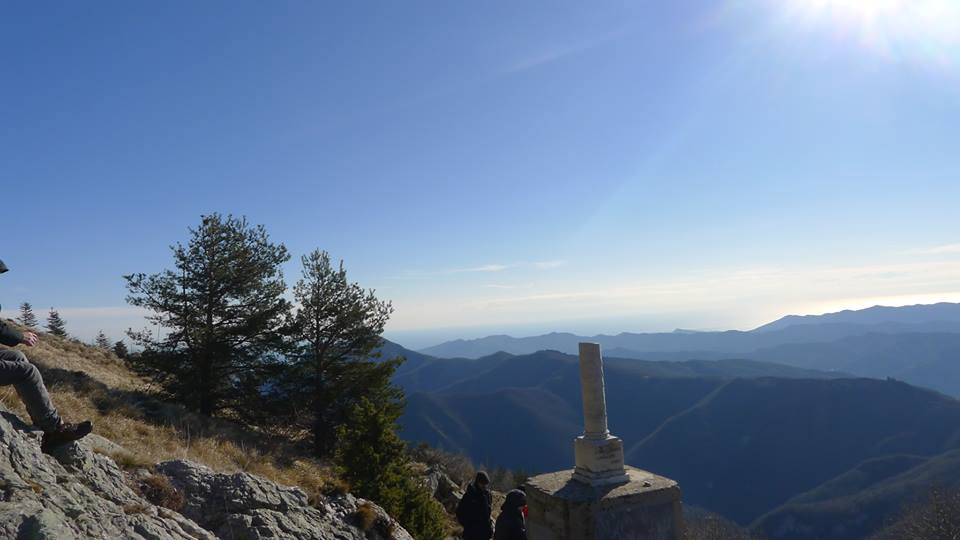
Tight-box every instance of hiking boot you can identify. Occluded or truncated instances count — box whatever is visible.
[41,420,93,453]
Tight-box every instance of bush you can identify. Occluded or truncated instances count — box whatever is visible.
[336,398,446,540]
[138,474,185,512]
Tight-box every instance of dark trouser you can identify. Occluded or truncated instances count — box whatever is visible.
[0,348,61,431]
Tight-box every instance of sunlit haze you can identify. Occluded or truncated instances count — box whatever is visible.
[2,1,958,349]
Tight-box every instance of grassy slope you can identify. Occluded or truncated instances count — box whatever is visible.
[0,323,340,502]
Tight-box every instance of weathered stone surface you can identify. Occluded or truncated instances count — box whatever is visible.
[157,459,414,540]
[0,409,212,540]
[423,464,464,514]
[526,467,683,540]
[0,402,414,540]
[572,435,629,486]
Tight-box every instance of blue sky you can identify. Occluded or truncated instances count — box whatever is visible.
[2,0,959,348]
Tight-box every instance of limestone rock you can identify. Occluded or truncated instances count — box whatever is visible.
[0,409,212,540]
[0,403,413,540]
[423,465,463,514]
[156,459,413,540]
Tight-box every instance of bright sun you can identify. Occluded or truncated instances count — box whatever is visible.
[784,0,960,67]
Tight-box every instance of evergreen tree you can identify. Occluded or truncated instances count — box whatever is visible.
[113,340,129,359]
[17,302,38,328]
[274,249,400,456]
[124,214,290,416]
[336,398,445,540]
[95,330,111,349]
[46,309,68,337]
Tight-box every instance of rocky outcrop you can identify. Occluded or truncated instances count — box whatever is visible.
[423,464,463,514]
[157,460,413,540]
[0,406,411,539]
[0,409,210,539]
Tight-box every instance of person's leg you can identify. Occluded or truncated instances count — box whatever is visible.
[0,348,61,431]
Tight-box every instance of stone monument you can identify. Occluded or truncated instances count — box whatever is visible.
[524,343,684,540]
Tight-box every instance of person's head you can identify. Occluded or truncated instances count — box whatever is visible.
[474,470,490,489]
[503,489,527,511]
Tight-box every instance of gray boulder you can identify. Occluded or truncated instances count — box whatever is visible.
[423,465,464,514]
[156,459,413,540]
[0,409,212,540]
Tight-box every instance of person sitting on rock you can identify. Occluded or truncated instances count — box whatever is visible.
[456,470,494,540]
[0,259,93,452]
[493,489,528,540]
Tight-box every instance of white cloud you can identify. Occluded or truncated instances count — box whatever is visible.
[533,260,567,269]
[398,260,567,279]
[456,264,511,273]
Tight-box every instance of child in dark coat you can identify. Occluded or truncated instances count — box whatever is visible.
[493,489,527,540]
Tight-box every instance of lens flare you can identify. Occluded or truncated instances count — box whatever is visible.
[785,0,960,68]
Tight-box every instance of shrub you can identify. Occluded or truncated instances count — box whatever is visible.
[138,474,185,512]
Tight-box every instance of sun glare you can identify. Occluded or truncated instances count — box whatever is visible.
[785,0,960,68]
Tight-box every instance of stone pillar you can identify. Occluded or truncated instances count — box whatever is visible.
[578,342,610,438]
[573,343,629,487]
[525,342,684,540]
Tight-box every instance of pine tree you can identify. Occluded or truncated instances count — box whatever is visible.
[46,309,68,337]
[273,249,400,456]
[336,398,445,540]
[17,302,38,328]
[95,330,111,349]
[113,340,129,359]
[124,214,290,416]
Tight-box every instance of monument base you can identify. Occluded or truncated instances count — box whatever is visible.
[572,435,629,486]
[525,466,683,540]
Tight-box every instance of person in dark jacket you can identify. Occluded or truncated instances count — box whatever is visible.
[456,471,494,540]
[493,489,527,540]
[0,259,92,452]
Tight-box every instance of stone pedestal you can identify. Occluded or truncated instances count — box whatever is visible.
[573,343,629,487]
[572,435,629,486]
[525,467,683,540]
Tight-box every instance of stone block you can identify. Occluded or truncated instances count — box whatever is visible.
[572,435,628,486]
[525,467,683,540]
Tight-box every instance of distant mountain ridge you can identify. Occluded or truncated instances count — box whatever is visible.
[753,302,960,332]
[419,303,960,358]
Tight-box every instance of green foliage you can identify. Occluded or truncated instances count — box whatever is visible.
[336,398,445,540]
[95,330,111,349]
[45,308,68,337]
[124,213,290,416]
[112,340,129,359]
[273,249,400,456]
[17,302,38,328]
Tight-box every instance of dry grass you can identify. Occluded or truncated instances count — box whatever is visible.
[0,323,342,506]
[17,332,143,391]
[138,473,185,511]
[123,502,150,515]
[355,502,378,531]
